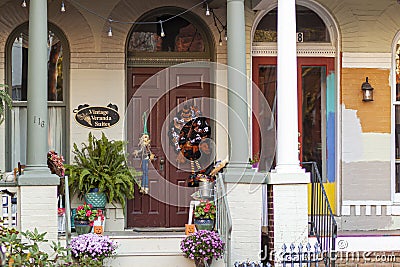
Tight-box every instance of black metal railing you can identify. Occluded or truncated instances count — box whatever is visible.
[302,161,337,267]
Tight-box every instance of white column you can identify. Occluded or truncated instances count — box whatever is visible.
[275,0,302,173]
[268,1,310,262]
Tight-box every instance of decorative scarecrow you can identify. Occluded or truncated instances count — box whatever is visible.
[133,112,155,194]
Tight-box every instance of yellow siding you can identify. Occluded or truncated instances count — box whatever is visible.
[341,68,391,133]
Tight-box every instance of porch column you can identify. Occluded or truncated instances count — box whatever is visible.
[267,0,310,261]
[18,0,59,247]
[227,0,248,163]
[225,0,265,264]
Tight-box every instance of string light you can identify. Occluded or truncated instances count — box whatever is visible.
[205,2,210,16]
[21,0,27,8]
[107,20,113,37]
[211,10,227,45]
[159,20,165,37]
[38,0,219,38]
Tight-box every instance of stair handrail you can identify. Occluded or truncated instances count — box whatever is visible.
[215,173,232,266]
[301,161,337,267]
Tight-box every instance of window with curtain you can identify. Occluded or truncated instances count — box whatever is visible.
[7,23,68,171]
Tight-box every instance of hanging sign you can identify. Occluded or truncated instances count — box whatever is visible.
[73,104,120,129]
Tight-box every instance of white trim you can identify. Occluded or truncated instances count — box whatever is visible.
[342,200,392,206]
[355,205,361,216]
[342,52,391,69]
[376,205,382,216]
[365,205,371,216]
[252,43,336,57]
[391,32,400,205]
[390,205,400,215]
[342,205,351,216]
[387,206,392,216]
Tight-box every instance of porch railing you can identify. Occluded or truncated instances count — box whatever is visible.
[0,183,18,228]
[215,173,232,266]
[301,161,337,267]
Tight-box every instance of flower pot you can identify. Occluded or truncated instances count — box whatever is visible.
[74,220,92,235]
[194,218,214,231]
[198,181,215,199]
[84,190,107,209]
[194,257,212,267]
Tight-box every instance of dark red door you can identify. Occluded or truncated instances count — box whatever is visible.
[126,67,210,228]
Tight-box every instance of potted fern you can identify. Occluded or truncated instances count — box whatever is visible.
[65,132,140,209]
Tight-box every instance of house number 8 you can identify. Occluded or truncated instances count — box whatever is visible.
[33,116,45,128]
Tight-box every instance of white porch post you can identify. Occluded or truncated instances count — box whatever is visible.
[18,0,59,247]
[267,0,310,260]
[224,0,265,264]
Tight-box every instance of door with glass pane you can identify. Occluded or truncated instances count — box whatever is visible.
[6,24,68,171]
[252,57,335,179]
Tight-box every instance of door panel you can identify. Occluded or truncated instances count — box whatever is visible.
[168,67,210,227]
[127,68,167,227]
[252,56,334,176]
[127,67,210,228]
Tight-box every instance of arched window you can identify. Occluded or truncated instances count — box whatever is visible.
[254,5,330,43]
[5,23,69,171]
[127,7,212,65]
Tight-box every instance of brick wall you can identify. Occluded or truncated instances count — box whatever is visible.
[226,183,263,262]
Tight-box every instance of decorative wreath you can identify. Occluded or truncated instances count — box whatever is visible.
[168,105,211,162]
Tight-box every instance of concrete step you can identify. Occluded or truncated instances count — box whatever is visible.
[103,231,226,267]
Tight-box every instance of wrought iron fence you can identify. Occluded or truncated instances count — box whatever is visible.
[235,242,323,267]
[215,173,233,267]
[302,161,337,267]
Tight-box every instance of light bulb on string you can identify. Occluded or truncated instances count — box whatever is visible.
[219,35,222,46]
[160,21,165,37]
[107,18,113,37]
[224,29,228,41]
[205,3,210,16]
[61,1,66,12]
[21,0,27,8]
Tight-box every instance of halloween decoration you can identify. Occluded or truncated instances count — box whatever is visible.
[169,105,212,187]
[133,112,155,194]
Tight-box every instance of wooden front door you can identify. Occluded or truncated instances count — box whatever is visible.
[126,66,210,228]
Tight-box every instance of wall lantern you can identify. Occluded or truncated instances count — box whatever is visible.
[361,77,374,102]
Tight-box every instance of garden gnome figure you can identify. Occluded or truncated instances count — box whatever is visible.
[134,112,155,194]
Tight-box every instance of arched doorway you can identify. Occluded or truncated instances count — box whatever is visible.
[252,4,338,185]
[125,7,214,228]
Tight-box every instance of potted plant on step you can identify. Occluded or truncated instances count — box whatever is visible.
[74,203,104,235]
[66,132,140,209]
[194,200,216,231]
[69,233,117,266]
[181,230,225,267]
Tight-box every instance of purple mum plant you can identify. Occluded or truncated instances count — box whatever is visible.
[180,230,225,262]
[69,233,117,266]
